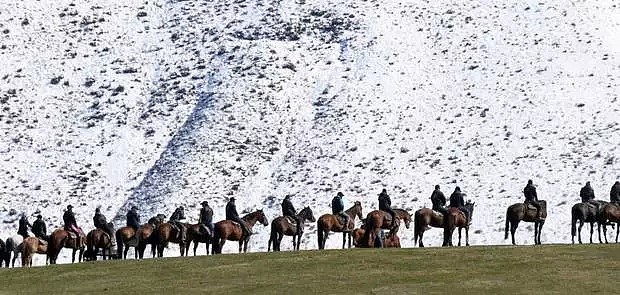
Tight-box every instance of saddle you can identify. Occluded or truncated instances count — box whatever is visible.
[199,224,212,236]
[284,216,297,224]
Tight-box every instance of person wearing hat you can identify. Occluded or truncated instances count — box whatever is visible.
[611,181,620,204]
[126,206,141,231]
[430,185,447,215]
[169,206,187,242]
[17,212,32,239]
[378,189,397,230]
[32,214,48,241]
[93,207,115,246]
[281,195,302,236]
[226,197,251,239]
[198,201,214,236]
[449,186,471,224]
[331,192,350,231]
[63,205,82,236]
[523,179,541,219]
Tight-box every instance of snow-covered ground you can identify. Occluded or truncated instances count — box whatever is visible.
[0,0,619,266]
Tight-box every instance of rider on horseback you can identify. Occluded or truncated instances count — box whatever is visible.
[17,213,32,239]
[63,205,83,237]
[378,189,398,230]
[282,194,302,236]
[32,214,47,241]
[169,206,187,242]
[199,201,214,236]
[331,192,350,231]
[93,207,115,246]
[126,206,141,231]
[611,181,620,204]
[431,185,448,215]
[449,187,471,225]
[524,180,542,219]
[226,197,252,240]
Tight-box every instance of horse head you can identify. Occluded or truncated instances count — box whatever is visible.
[353,201,363,220]
[256,210,269,226]
[396,209,412,229]
[465,201,475,218]
[301,206,316,222]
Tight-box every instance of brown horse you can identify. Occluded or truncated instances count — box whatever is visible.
[115,226,138,259]
[156,222,192,257]
[359,208,411,248]
[413,208,444,247]
[84,229,114,261]
[442,202,475,247]
[135,215,165,259]
[352,228,401,248]
[268,207,316,251]
[598,203,620,243]
[184,224,212,256]
[21,237,48,267]
[212,210,269,254]
[316,201,364,250]
[47,229,85,264]
[571,201,610,244]
[504,201,547,245]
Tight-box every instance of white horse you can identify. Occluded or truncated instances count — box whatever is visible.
[5,235,24,267]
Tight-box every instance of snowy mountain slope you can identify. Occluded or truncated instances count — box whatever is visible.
[0,0,619,263]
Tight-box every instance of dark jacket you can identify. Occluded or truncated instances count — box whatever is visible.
[331,197,344,214]
[226,201,239,220]
[378,193,392,211]
[126,210,141,229]
[282,198,296,217]
[523,184,538,202]
[580,185,595,203]
[18,216,31,235]
[431,189,446,210]
[169,208,185,222]
[32,219,47,238]
[63,210,77,227]
[449,190,465,208]
[93,212,108,229]
[611,182,620,203]
[199,206,213,225]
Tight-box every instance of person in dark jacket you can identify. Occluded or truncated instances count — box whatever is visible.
[282,195,302,236]
[169,206,187,242]
[430,185,448,215]
[17,213,32,238]
[199,201,214,235]
[580,182,595,203]
[523,180,541,219]
[449,187,471,224]
[126,206,141,230]
[93,207,115,245]
[63,205,82,236]
[611,181,620,204]
[226,197,251,239]
[32,214,47,241]
[378,189,397,229]
[331,192,350,231]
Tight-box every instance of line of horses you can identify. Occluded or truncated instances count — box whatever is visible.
[2,199,619,268]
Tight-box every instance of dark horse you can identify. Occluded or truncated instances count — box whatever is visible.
[571,201,609,244]
[185,224,212,256]
[47,228,85,264]
[504,201,547,245]
[156,222,192,257]
[212,210,269,254]
[115,226,138,259]
[413,208,444,247]
[352,228,401,248]
[84,228,114,261]
[316,201,364,250]
[21,237,48,267]
[442,202,475,247]
[268,207,316,251]
[598,203,620,243]
[359,208,411,248]
[0,239,8,267]
[136,215,165,259]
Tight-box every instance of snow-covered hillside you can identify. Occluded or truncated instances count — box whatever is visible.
[1,0,619,264]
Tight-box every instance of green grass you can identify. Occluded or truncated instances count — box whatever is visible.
[1,244,618,294]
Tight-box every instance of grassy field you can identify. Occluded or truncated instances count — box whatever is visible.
[0,244,618,294]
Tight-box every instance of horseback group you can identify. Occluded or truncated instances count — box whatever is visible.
[570,181,620,244]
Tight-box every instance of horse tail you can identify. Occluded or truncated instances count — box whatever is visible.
[268,221,276,251]
[211,228,220,254]
[443,212,455,246]
[413,211,421,246]
[504,207,510,240]
[115,230,124,258]
[317,219,324,250]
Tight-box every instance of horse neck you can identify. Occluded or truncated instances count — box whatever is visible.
[394,209,408,221]
[345,206,359,220]
[296,210,308,223]
[242,213,260,228]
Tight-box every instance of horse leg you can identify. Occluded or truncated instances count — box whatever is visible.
[616,221,619,243]
[458,227,462,247]
[465,226,470,246]
[238,240,243,253]
[277,234,284,252]
[419,231,425,248]
[124,244,129,259]
[348,232,352,249]
[193,241,199,256]
[578,220,584,244]
[589,222,594,244]
[511,221,519,246]
[342,232,346,249]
